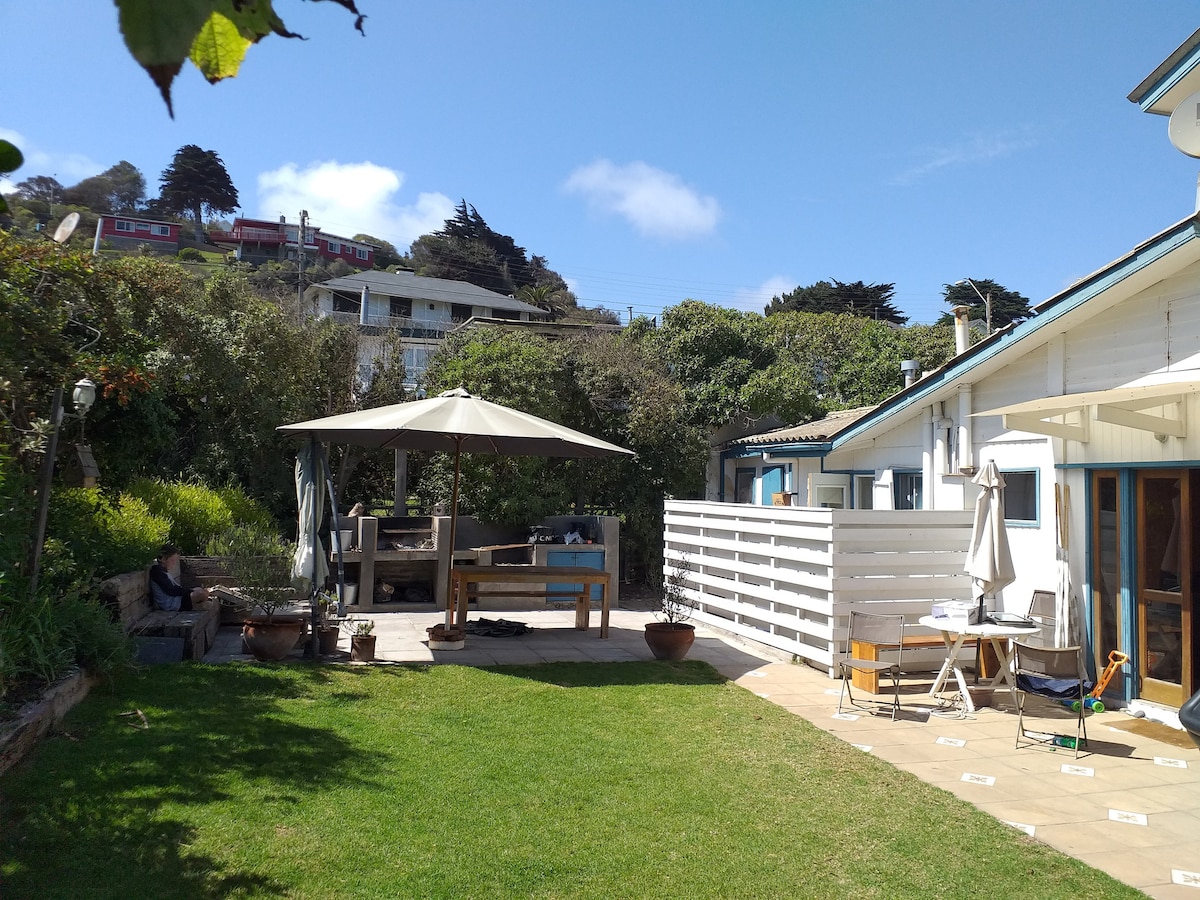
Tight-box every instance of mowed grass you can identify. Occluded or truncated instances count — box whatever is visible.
[1,662,1139,899]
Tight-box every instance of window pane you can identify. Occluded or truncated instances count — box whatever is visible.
[1004,470,1037,522]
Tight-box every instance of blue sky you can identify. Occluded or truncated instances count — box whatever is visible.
[3,2,1199,324]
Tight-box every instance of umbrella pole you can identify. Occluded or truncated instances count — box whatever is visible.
[443,438,463,629]
[321,445,345,616]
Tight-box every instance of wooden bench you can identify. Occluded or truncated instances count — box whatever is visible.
[450,565,611,636]
[98,568,221,663]
[850,629,996,693]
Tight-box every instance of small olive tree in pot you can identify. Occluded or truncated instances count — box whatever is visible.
[208,526,303,661]
[644,555,698,661]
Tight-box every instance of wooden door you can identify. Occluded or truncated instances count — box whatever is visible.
[1135,470,1195,706]
[1091,471,1123,683]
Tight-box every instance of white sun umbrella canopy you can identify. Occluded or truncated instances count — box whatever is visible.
[965,461,1016,619]
[278,388,634,458]
[278,388,635,629]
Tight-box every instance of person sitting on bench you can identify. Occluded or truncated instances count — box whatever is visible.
[150,543,210,611]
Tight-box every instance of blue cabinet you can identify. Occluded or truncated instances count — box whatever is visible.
[547,548,605,600]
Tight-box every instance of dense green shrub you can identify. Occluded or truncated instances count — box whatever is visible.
[0,447,34,594]
[0,588,132,705]
[43,487,170,585]
[125,478,274,554]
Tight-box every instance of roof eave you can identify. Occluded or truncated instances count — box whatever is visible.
[829,214,1200,451]
[1128,27,1200,114]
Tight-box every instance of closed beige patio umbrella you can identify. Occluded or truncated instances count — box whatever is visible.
[278,388,634,642]
[965,461,1016,622]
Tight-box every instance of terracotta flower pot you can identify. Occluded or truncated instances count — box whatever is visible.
[350,634,376,662]
[644,622,696,660]
[318,626,340,655]
[242,615,305,661]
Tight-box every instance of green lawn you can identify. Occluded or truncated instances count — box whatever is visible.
[1,662,1140,899]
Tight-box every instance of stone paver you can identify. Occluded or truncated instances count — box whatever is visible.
[204,606,1200,898]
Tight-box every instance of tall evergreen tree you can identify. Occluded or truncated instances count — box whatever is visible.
[409,200,538,295]
[157,145,238,239]
[765,279,907,324]
[938,278,1032,330]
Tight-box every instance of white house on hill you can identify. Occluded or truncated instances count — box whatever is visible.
[304,270,548,386]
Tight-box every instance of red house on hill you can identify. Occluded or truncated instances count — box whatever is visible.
[93,215,183,252]
[214,216,375,269]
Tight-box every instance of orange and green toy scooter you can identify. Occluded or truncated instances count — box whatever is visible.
[1061,650,1130,713]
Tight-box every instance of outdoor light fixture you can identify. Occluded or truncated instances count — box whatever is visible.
[72,377,96,417]
[956,279,993,336]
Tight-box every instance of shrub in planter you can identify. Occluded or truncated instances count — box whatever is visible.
[644,556,697,661]
[207,526,301,661]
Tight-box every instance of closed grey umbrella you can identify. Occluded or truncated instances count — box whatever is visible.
[290,440,328,597]
[279,388,634,635]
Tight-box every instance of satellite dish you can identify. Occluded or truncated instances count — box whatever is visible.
[1168,90,1200,158]
[52,212,80,244]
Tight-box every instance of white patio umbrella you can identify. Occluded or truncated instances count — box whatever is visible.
[1054,483,1077,648]
[965,461,1016,622]
[289,440,328,598]
[278,388,634,636]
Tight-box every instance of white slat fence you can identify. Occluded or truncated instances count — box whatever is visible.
[663,500,976,674]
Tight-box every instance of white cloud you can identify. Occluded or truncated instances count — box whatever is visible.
[0,128,102,193]
[732,276,794,313]
[563,159,720,240]
[891,131,1036,186]
[256,160,453,248]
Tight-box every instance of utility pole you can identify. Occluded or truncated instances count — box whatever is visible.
[297,209,308,324]
[628,306,633,324]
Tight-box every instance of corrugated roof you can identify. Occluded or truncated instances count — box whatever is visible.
[314,270,548,317]
[729,406,875,447]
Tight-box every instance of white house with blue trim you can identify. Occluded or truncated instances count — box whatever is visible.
[696,30,1200,716]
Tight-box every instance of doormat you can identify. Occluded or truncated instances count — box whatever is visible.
[1108,718,1198,751]
[464,618,533,637]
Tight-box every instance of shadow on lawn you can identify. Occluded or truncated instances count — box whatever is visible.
[0,663,378,898]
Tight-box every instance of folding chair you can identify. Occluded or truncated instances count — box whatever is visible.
[1012,640,1091,758]
[838,610,905,721]
[1025,589,1057,647]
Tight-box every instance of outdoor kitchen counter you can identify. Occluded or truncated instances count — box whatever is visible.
[449,565,612,637]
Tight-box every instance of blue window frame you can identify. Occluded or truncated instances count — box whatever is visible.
[1003,469,1039,525]
[893,470,922,510]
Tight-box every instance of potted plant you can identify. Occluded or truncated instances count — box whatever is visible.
[315,590,341,655]
[644,556,697,661]
[345,617,376,662]
[208,526,303,661]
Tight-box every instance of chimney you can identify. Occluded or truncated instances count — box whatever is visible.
[953,305,972,355]
[900,359,920,388]
[360,285,370,326]
[279,215,287,224]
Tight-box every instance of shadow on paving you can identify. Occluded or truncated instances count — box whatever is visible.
[0,664,379,899]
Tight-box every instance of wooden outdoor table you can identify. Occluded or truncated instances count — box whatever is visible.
[450,565,611,637]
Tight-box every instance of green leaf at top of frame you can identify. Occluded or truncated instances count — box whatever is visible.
[189,11,253,84]
[0,139,24,174]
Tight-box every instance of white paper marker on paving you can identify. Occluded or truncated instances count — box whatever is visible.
[1108,809,1148,826]
[1061,764,1094,777]
[1002,820,1036,836]
[961,773,995,786]
[1171,869,1200,888]
[1155,756,1189,769]
[936,736,967,747]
